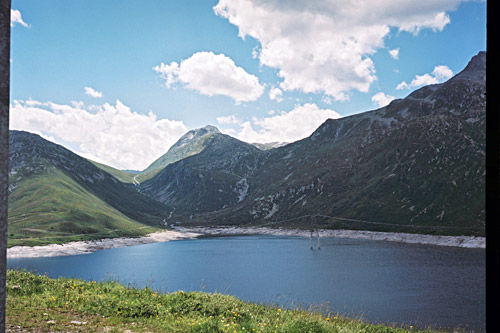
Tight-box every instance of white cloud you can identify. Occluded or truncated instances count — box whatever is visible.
[11,9,28,27]
[217,103,341,143]
[321,96,332,105]
[269,86,283,102]
[397,65,453,90]
[10,99,188,170]
[389,48,400,60]
[216,115,241,125]
[84,87,103,98]
[432,65,454,80]
[213,0,463,100]
[397,11,450,34]
[154,51,264,103]
[371,92,395,107]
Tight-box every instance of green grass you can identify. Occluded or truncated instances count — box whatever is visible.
[6,270,442,332]
[8,167,158,247]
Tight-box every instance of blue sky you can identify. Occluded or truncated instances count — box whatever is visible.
[10,0,486,170]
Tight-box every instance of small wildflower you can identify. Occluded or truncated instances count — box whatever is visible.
[326,317,330,321]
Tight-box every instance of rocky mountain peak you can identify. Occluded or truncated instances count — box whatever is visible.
[453,51,486,82]
[176,125,220,143]
[202,125,220,133]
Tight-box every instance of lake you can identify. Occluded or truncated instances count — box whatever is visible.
[7,235,485,331]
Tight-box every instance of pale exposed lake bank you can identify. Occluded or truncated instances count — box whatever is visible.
[172,226,485,248]
[7,226,484,258]
[7,230,200,258]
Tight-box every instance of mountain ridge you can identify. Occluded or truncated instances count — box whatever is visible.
[154,51,486,235]
[9,51,486,240]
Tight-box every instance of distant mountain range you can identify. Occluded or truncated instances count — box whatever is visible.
[8,52,485,245]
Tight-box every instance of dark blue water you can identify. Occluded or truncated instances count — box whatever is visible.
[7,236,485,331]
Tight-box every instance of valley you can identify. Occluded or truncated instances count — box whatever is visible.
[7,52,486,247]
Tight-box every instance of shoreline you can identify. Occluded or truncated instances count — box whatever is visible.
[172,226,485,249]
[7,226,485,259]
[6,230,201,259]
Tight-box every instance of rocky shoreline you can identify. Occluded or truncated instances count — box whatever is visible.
[7,226,484,259]
[171,226,485,248]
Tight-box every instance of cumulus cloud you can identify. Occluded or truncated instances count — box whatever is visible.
[217,103,341,144]
[154,51,264,103]
[432,65,454,80]
[84,87,103,98]
[213,0,462,100]
[11,9,28,27]
[371,92,395,107]
[389,48,400,60]
[396,65,453,90]
[269,86,283,102]
[10,99,188,170]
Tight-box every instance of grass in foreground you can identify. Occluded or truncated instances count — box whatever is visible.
[7,270,442,332]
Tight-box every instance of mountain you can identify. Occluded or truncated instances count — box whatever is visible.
[162,52,486,236]
[136,125,222,183]
[8,131,172,246]
[92,125,224,184]
[140,131,263,213]
[10,52,485,240]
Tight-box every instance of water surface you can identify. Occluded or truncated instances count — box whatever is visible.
[8,236,485,331]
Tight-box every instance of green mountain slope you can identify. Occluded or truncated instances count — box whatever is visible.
[88,159,136,183]
[8,166,156,247]
[8,131,172,246]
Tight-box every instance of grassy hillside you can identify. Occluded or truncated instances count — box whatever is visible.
[8,166,157,247]
[88,159,136,183]
[6,270,438,332]
[9,130,173,247]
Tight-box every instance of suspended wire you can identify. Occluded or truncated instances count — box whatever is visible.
[259,213,483,230]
